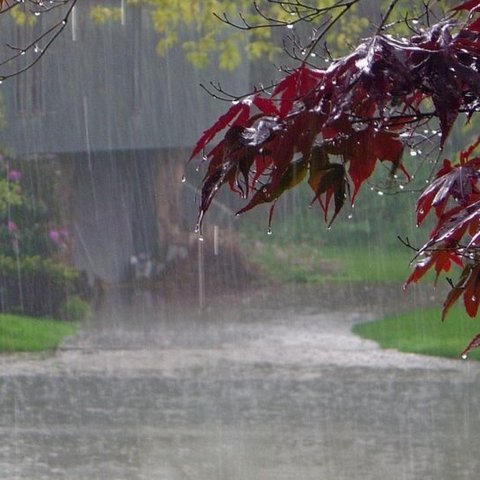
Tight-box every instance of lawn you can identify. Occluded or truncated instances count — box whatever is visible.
[252,242,418,284]
[352,305,480,360]
[0,314,78,353]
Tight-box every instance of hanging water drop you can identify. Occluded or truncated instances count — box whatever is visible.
[181,175,186,183]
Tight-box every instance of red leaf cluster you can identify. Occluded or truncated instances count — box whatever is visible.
[190,1,480,355]
[406,139,480,322]
[191,10,480,234]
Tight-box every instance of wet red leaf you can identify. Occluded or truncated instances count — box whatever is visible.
[453,0,480,11]
[460,332,480,358]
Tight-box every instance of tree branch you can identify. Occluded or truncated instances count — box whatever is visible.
[0,0,77,81]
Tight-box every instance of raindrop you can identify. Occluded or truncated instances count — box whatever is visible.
[286,24,294,29]
[410,150,417,157]
[462,354,468,360]
[267,228,273,235]
[181,175,186,183]
[198,235,204,242]
[348,213,353,219]
[377,191,384,196]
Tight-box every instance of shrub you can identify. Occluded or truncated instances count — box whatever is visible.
[59,295,91,322]
[0,255,79,318]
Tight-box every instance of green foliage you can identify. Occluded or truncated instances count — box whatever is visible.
[90,6,122,24]
[90,0,421,70]
[0,313,77,352]
[0,178,22,217]
[59,295,91,322]
[9,6,37,27]
[0,163,62,259]
[0,159,88,320]
[353,306,480,360]
[0,254,79,318]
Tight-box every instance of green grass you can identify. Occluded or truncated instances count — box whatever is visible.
[0,314,78,353]
[353,306,480,360]
[252,242,416,283]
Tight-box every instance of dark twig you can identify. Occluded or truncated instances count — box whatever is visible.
[0,0,77,81]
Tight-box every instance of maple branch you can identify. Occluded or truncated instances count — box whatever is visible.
[301,0,360,64]
[0,0,77,81]
[375,0,402,35]
[397,236,420,253]
[213,0,360,34]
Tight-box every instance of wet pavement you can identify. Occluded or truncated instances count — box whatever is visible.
[1,284,480,479]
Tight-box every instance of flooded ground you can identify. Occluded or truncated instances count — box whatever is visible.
[1,283,480,480]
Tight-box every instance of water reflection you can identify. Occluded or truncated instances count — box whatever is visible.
[1,285,479,479]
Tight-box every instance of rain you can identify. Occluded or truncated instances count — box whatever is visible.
[0,1,479,480]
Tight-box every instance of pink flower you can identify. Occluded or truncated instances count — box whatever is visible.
[6,221,17,232]
[7,170,21,182]
[48,227,69,248]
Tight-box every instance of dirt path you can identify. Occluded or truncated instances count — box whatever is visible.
[0,282,472,377]
[2,283,480,480]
